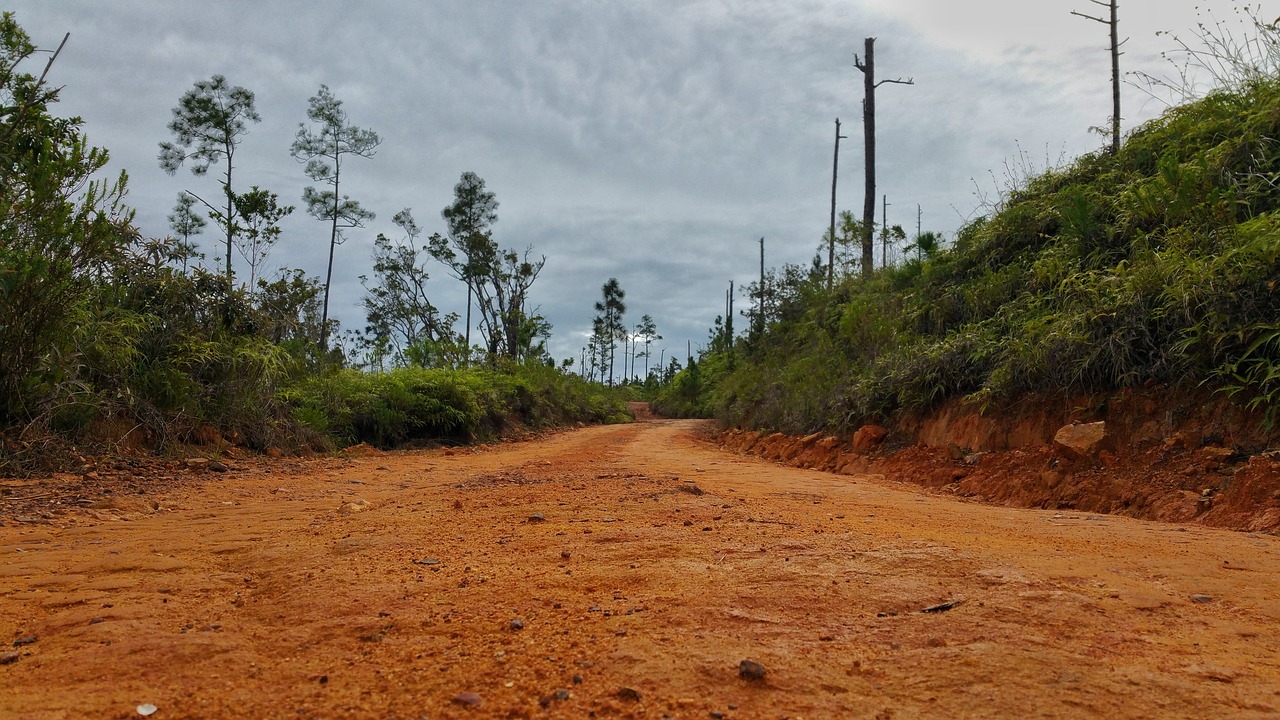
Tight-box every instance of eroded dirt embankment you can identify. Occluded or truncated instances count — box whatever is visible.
[718,389,1280,533]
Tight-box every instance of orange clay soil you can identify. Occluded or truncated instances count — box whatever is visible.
[2,417,1278,720]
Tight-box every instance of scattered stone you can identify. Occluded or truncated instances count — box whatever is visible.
[510,618,525,631]
[415,557,440,566]
[528,513,546,523]
[1164,430,1202,450]
[1201,446,1234,462]
[738,659,767,681]
[12,636,36,647]
[1053,422,1113,462]
[852,424,888,453]
[338,499,370,514]
[0,652,19,665]
[208,461,229,473]
[451,691,483,707]
[710,713,725,719]
[1190,594,1214,604]
[946,441,967,461]
[89,617,106,625]
[573,674,583,684]
[1188,664,1238,683]
[561,551,571,560]
[683,520,693,527]
[678,484,705,496]
[921,600,963,613]
[265,447,283,459]
[616,687,642,702]
[136,703,158,717]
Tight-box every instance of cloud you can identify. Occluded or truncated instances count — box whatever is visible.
[8,0,1223,367]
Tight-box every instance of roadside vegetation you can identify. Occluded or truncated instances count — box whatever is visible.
[658,25,1280,433]
[0,13,631,475]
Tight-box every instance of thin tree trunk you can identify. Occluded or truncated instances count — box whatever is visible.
[1109,0,1120,154]
[860,39,876,278]
[855,38,912,276]
[828,118,842,288]
[319,157,341,350]
[224,149,234,283]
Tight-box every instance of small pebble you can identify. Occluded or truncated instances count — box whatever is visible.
[0,652,19,665]
[510,618,525,631]
[452,691,483,707]
[529,513,546,523]
[1190,594,1214,604]
[617,687,642,702]
[12,636,36,647]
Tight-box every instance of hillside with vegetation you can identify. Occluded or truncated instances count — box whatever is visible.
[0,14,632,475]
[657,72,1280,437]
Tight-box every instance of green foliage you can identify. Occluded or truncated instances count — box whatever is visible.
[158,74,260,280]
[0,13,134,427]
[680,76,1280,433]
[287,362,632,448]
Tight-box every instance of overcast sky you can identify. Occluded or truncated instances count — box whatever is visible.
[10,1,1229,370]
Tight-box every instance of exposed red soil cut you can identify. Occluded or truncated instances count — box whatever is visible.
[720,389,1280,533]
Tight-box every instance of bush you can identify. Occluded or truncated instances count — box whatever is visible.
[287,362,631,449]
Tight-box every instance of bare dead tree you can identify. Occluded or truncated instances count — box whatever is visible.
[827,118,847,289]
[1072,0,1125,154]
[854,38,913,278]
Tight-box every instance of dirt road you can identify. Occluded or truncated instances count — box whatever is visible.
[2,418,1278,719]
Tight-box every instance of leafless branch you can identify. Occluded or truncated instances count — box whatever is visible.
[1,31,70,144]
[1071,10,1108,24]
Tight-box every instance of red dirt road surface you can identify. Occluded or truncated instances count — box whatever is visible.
[2,418,1278,719]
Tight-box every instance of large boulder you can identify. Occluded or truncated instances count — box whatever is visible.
[1053,421,1113,462]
